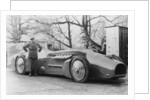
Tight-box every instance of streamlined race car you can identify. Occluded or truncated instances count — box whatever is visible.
[14,49,127,82]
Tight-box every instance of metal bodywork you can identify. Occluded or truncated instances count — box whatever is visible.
[15,49,127,81]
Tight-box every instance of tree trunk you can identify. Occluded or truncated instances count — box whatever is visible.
[82,15,89,48]
[88,15,91,37]
[82,15,105,53]
[67,21,72,48]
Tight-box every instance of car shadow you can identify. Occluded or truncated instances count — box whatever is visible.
[39,74,127,86]
[10,67,127,86]
[87,78,127,86]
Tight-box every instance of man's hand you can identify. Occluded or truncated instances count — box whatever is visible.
[37,43,42,52]
[23,43,29,52]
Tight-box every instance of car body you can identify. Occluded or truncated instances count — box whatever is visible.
[14,49,127,82]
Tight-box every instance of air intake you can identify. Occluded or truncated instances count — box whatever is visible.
[115,64,127,75]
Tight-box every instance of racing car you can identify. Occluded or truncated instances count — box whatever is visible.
[14,49,127,82]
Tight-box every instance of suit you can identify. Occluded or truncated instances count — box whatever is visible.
[23,41,42,76]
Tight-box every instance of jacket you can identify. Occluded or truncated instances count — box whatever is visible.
[23,41,42,58]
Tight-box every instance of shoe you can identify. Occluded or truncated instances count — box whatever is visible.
[29,73,32,77]
[34,73,38,76]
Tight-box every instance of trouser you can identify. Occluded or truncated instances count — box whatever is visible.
[29,58,37,75]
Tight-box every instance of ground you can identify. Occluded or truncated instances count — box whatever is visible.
[7,67,128,95]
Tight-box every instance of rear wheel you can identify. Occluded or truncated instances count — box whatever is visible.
[15,56,26,75]
[70,56,89,83]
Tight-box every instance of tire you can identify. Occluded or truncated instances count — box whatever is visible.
[70,56,89,83]
[15,56,26,75]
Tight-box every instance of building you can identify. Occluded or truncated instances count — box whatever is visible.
[105,26,128,65]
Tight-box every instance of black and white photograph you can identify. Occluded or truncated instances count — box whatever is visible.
[6,14,128,95]
[1,0,149,100]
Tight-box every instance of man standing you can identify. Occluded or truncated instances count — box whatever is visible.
[23,37,42,76]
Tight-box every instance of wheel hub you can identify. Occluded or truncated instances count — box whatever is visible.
[75,68,79,74]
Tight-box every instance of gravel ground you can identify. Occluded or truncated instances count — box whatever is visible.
[6,67,128,95]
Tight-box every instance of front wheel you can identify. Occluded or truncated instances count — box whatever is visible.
[15,56,26,75]
[70,56,89,83]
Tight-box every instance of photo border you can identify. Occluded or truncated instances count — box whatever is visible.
[10,0,149,94]
[0,10,134,100]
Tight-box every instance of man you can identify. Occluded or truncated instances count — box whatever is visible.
[23,37,42,76]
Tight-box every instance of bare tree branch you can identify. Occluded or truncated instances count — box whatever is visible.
[56,20,70,40]
[71,15,82,26]
[35,19,83,27]
[45,31,71,48]
[88,15,121,23]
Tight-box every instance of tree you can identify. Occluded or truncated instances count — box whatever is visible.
[34,15,73,48]
[80,15,128,53]
[7,15,31,43]
[32,15,128,52]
